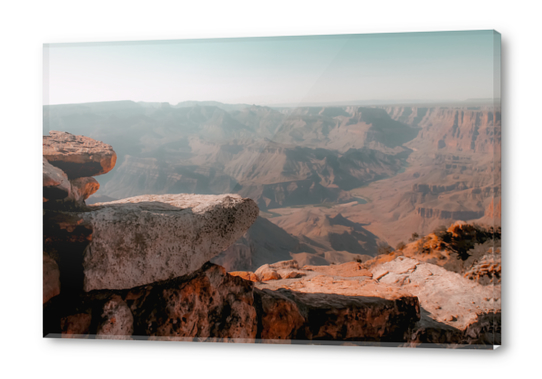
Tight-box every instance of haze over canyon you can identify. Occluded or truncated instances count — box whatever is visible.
[44,100,500,269]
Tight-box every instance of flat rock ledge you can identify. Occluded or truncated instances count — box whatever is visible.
[79,194,259,291]
[43,131,117,179]
[253,257,501,347]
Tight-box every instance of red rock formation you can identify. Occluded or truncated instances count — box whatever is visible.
[254,289,305,341]
[254,260,306,282]
[68,177,100,204]
[43,158,71,201]
[52,263,259,341]
[43,131,117,178]
[251,255,500,347]
[229,271,259,282]
[49,261,421,344]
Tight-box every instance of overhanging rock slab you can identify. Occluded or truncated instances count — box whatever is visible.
[79,194,259,291]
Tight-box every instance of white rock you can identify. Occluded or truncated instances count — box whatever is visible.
[80,194,259,291]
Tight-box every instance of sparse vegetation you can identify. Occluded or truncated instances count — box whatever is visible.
[414,238,431,255]
[433,223,500,261]
[433,225,450,241]
[377,242,394,256]
[395,241,406,251]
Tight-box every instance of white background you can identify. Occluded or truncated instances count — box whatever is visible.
[0,0,538,377]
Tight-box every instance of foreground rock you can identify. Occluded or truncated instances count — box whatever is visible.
[254,287,420,343]
[43,131,117,178]
[47,262,419,343]
[254,260,306,281]
[369,257,500,339]
[79,194,259,291]
[43,158,71,201]
[254,257,500,347]
[67,177,100,206]
[49,263,258,341]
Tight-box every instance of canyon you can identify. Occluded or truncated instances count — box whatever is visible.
[43,99,501,347]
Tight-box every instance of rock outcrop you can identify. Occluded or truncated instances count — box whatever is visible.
[254,288,305,340]
[43,132,265,342]
[49,263,258,341]
[252,256,500,347]
[43,158,71,201]
[68,177,100,205]
[43,131,117,178]
[79,194,259,291]
[48,262,421,344]
[254,260,305,282]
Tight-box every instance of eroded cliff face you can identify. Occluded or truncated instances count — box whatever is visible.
[383,106,501,154]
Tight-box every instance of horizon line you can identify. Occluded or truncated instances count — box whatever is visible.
[44,97,501,108]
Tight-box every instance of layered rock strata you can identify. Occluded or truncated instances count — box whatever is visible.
[43,131,110,207]
[43,131,117,178]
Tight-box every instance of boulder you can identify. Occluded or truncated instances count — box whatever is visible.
[254,265,281,281]
[43,158,70,201]
[369,257,500,333]
[79,194,259,291]
[254,260,306,281]
[43,131,117,179]
[96,295,133,339]
[368,256,501,346]
[252,256,499,346]
[68,177,100,205]
[229,271,259,282]
[126,263,257,341]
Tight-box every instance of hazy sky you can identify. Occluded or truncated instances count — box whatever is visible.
[44,30,500,106]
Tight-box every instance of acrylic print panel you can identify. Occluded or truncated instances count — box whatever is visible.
[42,30,501,348]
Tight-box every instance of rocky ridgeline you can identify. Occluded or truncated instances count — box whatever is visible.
[43,131,422,344]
